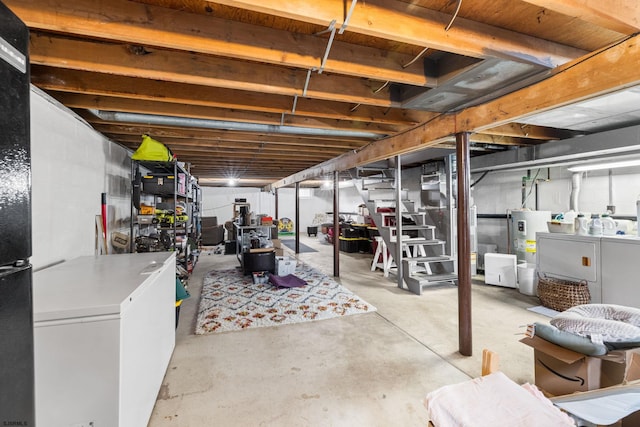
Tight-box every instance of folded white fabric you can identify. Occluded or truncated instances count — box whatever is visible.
[424,371,575,427]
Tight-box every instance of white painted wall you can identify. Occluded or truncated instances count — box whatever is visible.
[276,185,366,231]
[30,88,131,270]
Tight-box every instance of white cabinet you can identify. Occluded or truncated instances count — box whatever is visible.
[33,252,176,427]
[537,233,640,307]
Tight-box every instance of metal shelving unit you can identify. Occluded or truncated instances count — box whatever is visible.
[130,160,201,269]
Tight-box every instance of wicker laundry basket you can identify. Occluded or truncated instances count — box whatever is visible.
[537,274,591,312]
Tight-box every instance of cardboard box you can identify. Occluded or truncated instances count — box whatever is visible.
[248,247,274,254]
[521,335,640,396]
[276,256,296,276]
[549,355,640,427]
[272,239,283,255]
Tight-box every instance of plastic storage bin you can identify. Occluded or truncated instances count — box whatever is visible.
[275,256,296,276]
[252,271,269,284]
[242,250,275,275]
[339,237,360,253]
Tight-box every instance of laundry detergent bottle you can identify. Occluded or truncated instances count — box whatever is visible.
[601,213,616,236]
[589,214,603,236]
[575,214,589,236]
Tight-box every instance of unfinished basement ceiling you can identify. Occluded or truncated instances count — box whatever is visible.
[521,87,640,133]
[7,0,640,186]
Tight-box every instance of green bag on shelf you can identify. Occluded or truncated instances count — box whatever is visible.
[131,134,174,161]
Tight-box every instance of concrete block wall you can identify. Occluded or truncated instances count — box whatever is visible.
[30,87,131,270]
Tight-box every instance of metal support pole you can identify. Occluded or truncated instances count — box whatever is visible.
[456,132,472,357]
[333,171,340,277]
[275,188,279,220]
[395,155,403,289]
[295,182,300,254]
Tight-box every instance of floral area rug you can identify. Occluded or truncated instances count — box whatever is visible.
[196,262,376,334]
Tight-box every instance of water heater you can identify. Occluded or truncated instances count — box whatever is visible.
[510,210,551,264]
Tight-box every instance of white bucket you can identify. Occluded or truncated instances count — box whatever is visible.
[517,263,538,296]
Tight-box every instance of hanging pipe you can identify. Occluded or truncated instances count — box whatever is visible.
[570,172,582,212]
[88,110,383,139]
[607,169,615,213]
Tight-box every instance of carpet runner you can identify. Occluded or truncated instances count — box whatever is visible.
[196,261,376,334]
[280,239,318,253]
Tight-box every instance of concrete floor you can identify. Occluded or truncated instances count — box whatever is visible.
[149,235,549,426]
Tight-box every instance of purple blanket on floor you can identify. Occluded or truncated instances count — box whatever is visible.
[268,273,307,288]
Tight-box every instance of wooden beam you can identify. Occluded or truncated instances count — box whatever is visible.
[171,149,330,161]
[8,0,433,86]
[31,66,429,125]
[49,92,399,135]
[522,0,640,33]
[207,0,586,67]
[109,134,356,156]
[122,140,347,159]
[28,34,401,107]
[269,33,640,189]
[480,123,579,140]
[189,162,312,170]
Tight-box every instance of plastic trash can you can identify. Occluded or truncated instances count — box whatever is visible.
[517,263,538,296]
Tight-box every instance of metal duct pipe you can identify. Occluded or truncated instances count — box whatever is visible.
[570,172,582,212]
[88,110,383,139]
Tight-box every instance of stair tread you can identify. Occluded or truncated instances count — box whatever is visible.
[389,238,444,245]
[377,211,425,215]
[386,225,434,230]
[403,256,452,263]
[410,272,458,282]
[364,187,405,191]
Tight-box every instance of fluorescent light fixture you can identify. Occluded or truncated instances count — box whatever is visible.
[228,178,237,186]
[568,159,640,172]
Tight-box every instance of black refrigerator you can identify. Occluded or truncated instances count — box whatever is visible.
[0,2,35,425]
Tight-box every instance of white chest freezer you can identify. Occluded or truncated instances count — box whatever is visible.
[33,252,176,427]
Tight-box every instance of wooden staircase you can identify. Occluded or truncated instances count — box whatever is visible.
[353,169,457,295]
